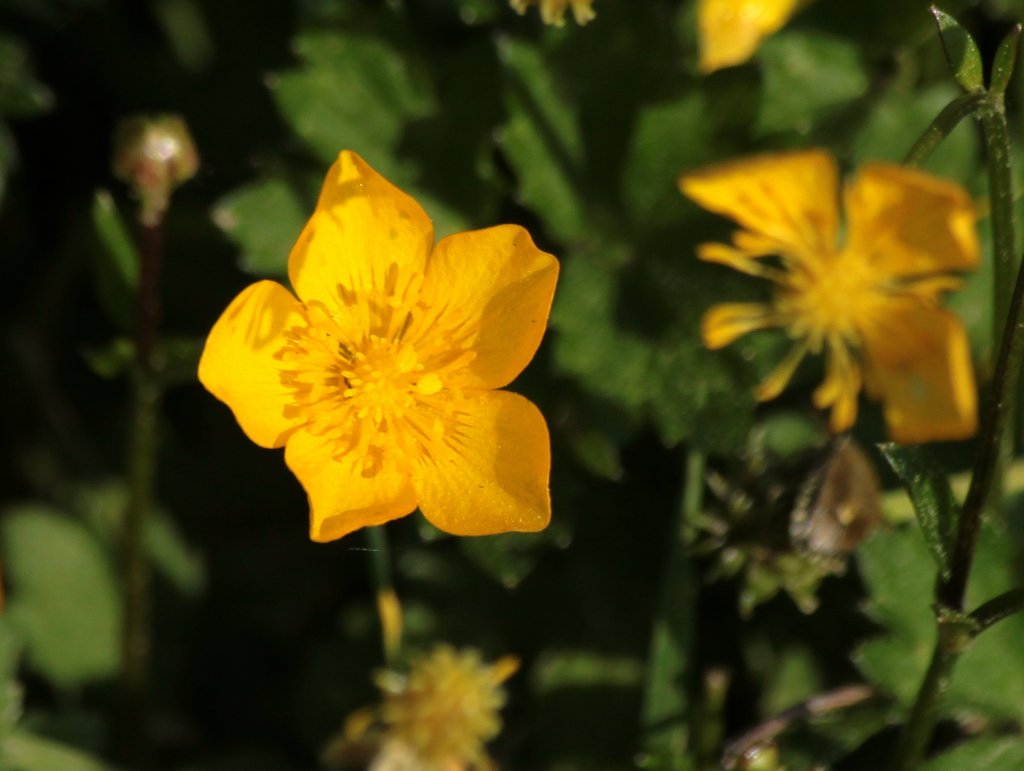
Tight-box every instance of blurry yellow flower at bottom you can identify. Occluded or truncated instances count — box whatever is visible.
[198,151,558,541]
[324,646,518,771]
[680,150,979,444]
[510,0,596,27]
[698,0,800,73]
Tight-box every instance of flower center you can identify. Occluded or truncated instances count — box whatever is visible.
[776,251,877,350]
[339,335,443,425]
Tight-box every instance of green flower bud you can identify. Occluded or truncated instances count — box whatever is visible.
[113,115,198,225]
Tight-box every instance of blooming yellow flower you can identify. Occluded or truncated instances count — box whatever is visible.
[199,151,558,541]
[697,0,800,73]
[680,150,979,444]
[510,0,596,27]
[324,646,518,771]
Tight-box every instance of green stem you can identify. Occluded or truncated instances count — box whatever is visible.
[970,588,1024,632]
[894,89,1023,771]
[978,97,1017,354]
[365,526,400,667]
[121,219,164,770]
[902,92,985,168]
[889,623,962,771]
[641,449,703,768]
[941,97,1021,612]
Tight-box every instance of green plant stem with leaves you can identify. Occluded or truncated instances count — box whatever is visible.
[890,17,1024,771]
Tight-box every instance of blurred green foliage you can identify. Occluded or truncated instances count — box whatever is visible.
[2,0,1024,769]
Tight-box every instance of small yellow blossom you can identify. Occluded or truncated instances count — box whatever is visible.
[325,646,518,771]
[510,0,595,27]
[697,0,800,73]
[199,151,558,541]
[680,150,979,444]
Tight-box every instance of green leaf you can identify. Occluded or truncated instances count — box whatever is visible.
[75,480,205,599]
[0,36,54,118]
[4,731,118,771]
[459,529,562,588]
[269,31,434,178]
[990,24,1022,96]
[549,245,653,413]
[1,506,121,688]
[622,92,711,228]
[877,444,957,579]
[756,31,869,135]
[211,175,309,276]
[498,38,585,242]
[931,7,985,94]
[856,523,1024,721]
[90,191,140,331]
[922,737,1024,770]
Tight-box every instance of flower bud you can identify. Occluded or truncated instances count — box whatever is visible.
[113,115,199,225]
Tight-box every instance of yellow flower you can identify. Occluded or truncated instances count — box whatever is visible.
[510,0,596,27]
[199,151,558,541]
[680,150,979,444]
[697,0,800,73]
[325,646,518,771]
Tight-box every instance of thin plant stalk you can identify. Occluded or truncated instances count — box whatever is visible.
[891,88,1024,771]
[641,449,703,767]
[365,525,402,667]
[121,215,165,770]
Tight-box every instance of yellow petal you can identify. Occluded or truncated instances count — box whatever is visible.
[413,391,551,536]
[287,151,434,309]
[755,340,808,401]
[844,163,980,277]
[701,302,776,349]
[680,150,840,261]
[697,242,782,280]
[415,225,559,390]
[198,280,306,448]
[860,304,977,443]
[698,0,801,73]
[284,429,418,542]
[812,343,862,433]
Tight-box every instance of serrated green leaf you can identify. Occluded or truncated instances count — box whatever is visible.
[549,247,653,413]
[931,7,985,94]
[622,92,711,228]
[877,444,957,579]
[922,737,1024,770]
[757,31,869,135]
[91,190,140,331]
[270,31,434,178]
[1,506,121,688]
[498,38,585,242]
[212,176,309,276]
[4,731,118,771]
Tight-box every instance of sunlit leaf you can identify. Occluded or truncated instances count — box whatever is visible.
[212,176,309,277]
[498,38,585,243]
[270,31,434,179]
[757,31,868,135]
[1,506,120,688]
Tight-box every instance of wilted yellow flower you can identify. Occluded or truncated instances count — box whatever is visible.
[697,0,800,73]
[680,150,979,444]
[510,0,595,27]
[325,646,518,771]
[199,151,558,541]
